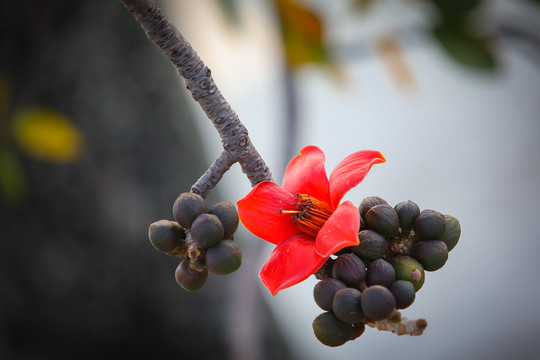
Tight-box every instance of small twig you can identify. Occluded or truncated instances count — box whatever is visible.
[367,310,427,336]
[120,0,273,194]
[191,150,236,198]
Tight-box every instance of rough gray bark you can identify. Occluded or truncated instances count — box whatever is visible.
[121,0,273,193]
[191,151,236,197]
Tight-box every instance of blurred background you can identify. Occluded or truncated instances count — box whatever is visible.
[1,0,540,359]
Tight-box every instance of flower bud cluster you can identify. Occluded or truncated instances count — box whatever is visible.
[312,196,461,346]
[148,192,241,292]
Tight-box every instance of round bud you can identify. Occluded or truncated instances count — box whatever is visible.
[190,214,224,248]
[413,209,446,240]
[366,259,396,287]
[205,239,241,275]
[440,214,461,251]
[314,257,334,280]
[389,255,425,292]
[394,200,420,231]
[172,192,208,228]
[313,278,347,311]
[358,196,388,219]
[332,254,366,288]
[312,312,353,347]
[365,204,400,238]
[360,285,396,321]
[175,258,208,291]
[359,216,366,231]
[332,288,365,324]
[411,240,448,271]
[148,220,185,254]
[208,202,239,239]
[351,230,388,262]
[389,280,416,309]
[351,323,365,341]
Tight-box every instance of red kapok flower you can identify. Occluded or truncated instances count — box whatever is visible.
[237,146,385,295]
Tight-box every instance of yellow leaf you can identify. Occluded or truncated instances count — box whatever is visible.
[276,0,328,68]
[12,107,83,163]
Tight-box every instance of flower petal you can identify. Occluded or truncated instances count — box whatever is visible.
[282,145,331,205]
[237,181,303,245]
[328,150,386,208]
[314,201,360,257]
[260,234,327,295]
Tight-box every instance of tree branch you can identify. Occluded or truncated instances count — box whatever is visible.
[191,150,236,198]
[120,0,273,193]
[121,0,429,340]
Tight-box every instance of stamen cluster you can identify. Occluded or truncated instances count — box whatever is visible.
[284,193,332,237]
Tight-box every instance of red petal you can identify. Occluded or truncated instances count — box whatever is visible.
[260,234,326,295]
[314,201,360,257]
[237,181,302,245]
[328,150,386,208]
[282,146,331,205]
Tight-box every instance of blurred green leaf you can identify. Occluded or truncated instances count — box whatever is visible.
[352,0,375,12]
[216,0,241,27]
[12,107,83,163]
[431,0,481,19]
[276,0,328,68]
[0,145,26,203]
[433,24,496,70]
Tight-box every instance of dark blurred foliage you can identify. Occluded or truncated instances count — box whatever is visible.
[0,1,289,359]
[220,0,540,74]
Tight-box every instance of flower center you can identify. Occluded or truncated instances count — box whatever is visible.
[281,193,333,237]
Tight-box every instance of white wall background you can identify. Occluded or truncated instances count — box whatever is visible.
[169,0,540,359]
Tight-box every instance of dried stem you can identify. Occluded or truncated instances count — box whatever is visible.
[367,311,428,336]
[120,0,273,195]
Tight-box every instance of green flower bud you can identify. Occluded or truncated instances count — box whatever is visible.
[148,220,185,254]
[358,196,388,219]
[366,259,396,287]
[175,258,208,291]
[312,312,354,347]
[440,214,461,251]
[205,239,242,275]
[413,209,446,240]
[365,204,400,238]
[394,200,420,232]
[190,213,224,248]
[172,192,208,228]
[351,323,366,340]
[313,278,347,311]
[208,202,239,239]
[389,280,416,309]
[332,254,366,288]
[411,240,448,271]
[351,230,388,262]
[360,285,396,321]
[332,287,366,324]
[389,255,425,292]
